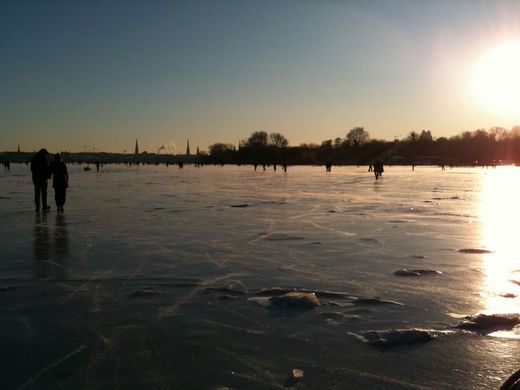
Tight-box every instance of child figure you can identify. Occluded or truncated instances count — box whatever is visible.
[51,153,69,212]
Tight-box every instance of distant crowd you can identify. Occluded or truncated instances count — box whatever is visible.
[0,149,482,213]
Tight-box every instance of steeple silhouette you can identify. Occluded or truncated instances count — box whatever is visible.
[17,144,20,153]
[135,139,139,155]
[186,139,190,156]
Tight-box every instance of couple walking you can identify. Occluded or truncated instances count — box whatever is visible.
[31,149,69,212]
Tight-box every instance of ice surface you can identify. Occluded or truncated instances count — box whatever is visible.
[1,163,520,389]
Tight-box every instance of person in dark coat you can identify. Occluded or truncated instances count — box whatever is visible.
[31,149,51,211]
[50,153,69,212]
[374,161,384,180]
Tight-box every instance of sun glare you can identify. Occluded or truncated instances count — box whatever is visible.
[480,167,520,317]
[471,41,520,122]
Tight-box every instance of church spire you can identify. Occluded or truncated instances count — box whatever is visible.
[186,139,190,156]
[135,139,139,155]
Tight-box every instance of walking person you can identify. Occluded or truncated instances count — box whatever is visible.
[51,153,69,212]
[374,161,384,180]
[31,149,51,211]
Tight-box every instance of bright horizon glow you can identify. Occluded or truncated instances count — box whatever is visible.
[3,1,520,152]
[471,41,520,123]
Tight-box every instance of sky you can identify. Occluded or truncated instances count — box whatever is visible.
[2,0,520,153]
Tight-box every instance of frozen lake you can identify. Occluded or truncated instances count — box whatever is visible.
[1,163,520,389]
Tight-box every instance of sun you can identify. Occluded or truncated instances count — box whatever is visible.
[471,40,520,121]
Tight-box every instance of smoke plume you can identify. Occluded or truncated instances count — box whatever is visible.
[157,140,176,153]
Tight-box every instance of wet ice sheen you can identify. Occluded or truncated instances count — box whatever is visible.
[1,164,520,389]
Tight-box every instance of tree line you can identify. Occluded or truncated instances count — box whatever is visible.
[206,126,520,166]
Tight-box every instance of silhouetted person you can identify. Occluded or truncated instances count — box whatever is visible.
[31,149,51,211]
[2,160,9,170]
[368,164,373,172]
[95,160,100,171]
[374,161,384,180]
[51,153,68,212]
[326,162,332,172]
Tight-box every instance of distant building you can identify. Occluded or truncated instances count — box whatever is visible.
[17,144,20,152]
[135,139,139,155]
[196,146,200,156]
[186,139,190,156]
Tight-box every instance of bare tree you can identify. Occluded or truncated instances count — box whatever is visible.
[209,143,234,155]
[321,139,332,149]
[489,126,508,141]
[407,131,419,143]
[346,127,370,146]
[269,132,289,148]
[246,131,269,146]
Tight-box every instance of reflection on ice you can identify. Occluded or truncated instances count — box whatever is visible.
[489,329,520,339]
[33,212,50,279]
[480,167,520,315]
[33,211,69,280]
[54,213,69,267]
